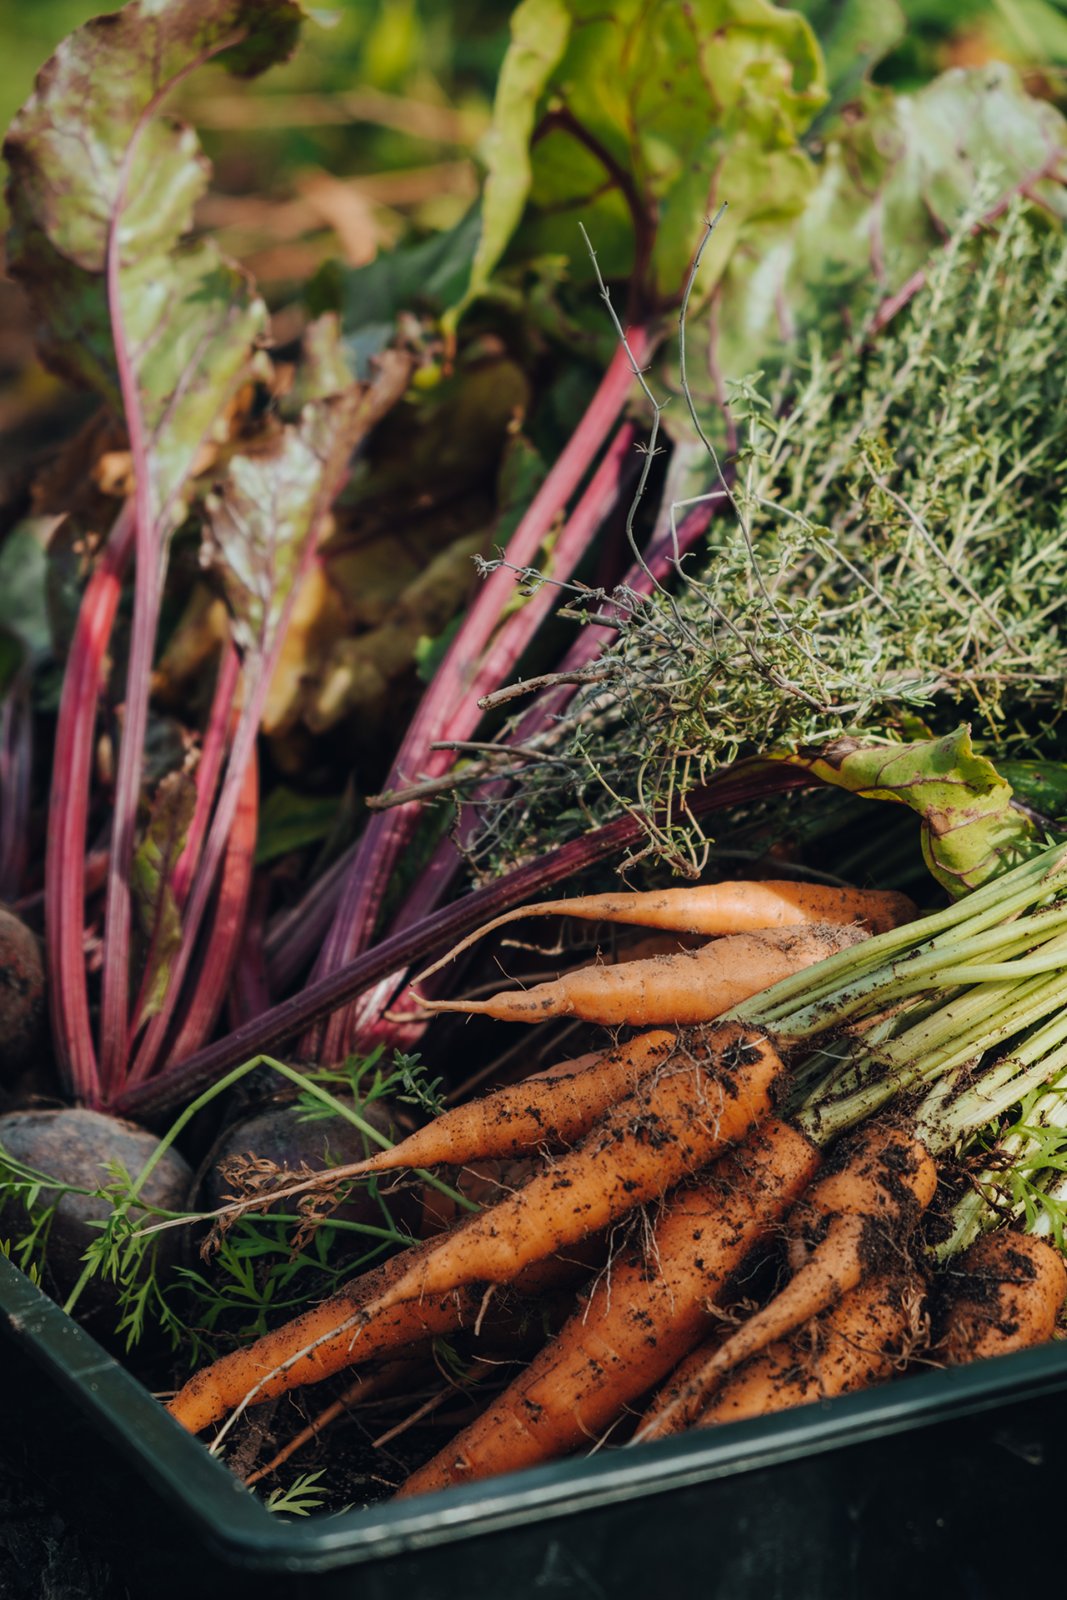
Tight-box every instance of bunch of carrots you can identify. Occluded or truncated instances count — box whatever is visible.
[161,865,1067,1498]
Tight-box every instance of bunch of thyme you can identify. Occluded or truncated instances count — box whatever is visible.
[468,194,1067,877]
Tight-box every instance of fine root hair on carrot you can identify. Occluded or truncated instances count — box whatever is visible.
[411,882,917,990]
[938,1231,1067,1364]
[634,1124,937,1441]
[395,1117,822,1498]
[417,923,871,1026]
[173,1024,785,1445]
[695,1272,924,1430]
[156,1033,675,1242]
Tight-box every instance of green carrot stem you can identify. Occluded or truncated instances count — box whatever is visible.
[728,841,1067,1029]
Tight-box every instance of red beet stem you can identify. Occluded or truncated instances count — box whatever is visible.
[172,638,240,912]
[45,500,135,1103]
[227,869,273,1030]
[0,661,34,903]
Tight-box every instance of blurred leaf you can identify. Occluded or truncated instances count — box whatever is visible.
[287,308,356,407]
[458,0,570,323]
[997,760,1067,824]
[791,0,906,99]
[0,525,51,660]
[705,62,1067,408]
[130,769,196,1031]
[309,202,482,334]
[255,784,340,864]
[203,331,413,664]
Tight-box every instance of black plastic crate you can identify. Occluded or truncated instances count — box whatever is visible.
[3,1249,1066,1599]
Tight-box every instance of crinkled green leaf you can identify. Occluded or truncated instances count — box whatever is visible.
[776,726,1037,897]
[456,0,826,323]
[130,769,197,1032]
[4,0,300,273]
[457,0,570,324]
[3,0,301,536]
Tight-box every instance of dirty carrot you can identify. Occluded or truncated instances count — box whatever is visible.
[170,1034,674,1235]
[173,1026,784,1438]
[291,1030,673,1183]
[412,882,917,990]
[693,1272,920,1430]
[396,1117,821,1497]
[168,1230,605,1435]
[420,924,870,1025]
[939,1232,1066,1363]
[635,1124,937,1440]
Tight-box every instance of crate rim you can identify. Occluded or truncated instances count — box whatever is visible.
[4,1249,1067,1576]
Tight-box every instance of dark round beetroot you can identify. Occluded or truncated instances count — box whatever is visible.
[0,1107,191,1319]
[191,1096,422,1244]
[0,909,45,1083]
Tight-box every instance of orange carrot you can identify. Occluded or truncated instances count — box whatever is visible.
[421,924,869,1025]
[326,1029,673,1171]
[171,1025,784,1434]
[694,1272,919,1429]
[940,1232,1066,1363]
[413,881,917,990]
[634,1327,732,1438]
[636,1125,937,1440]
[168,1229,607,1436]
[182,1034,674,1237]
[396,1117,821,1498]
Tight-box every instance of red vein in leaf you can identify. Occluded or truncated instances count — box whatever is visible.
[308,333,648,1062]
[97,29,249,1100]
[45,500,135,1103]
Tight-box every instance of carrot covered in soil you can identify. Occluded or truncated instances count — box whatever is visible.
[396,1117,821,1498]
[939,1232,1066,1363]
[636,1124,937,1440]
[168,1227,607,1436]
[693,1272,921,1430]
[291,1030,673,1182]
[413,882,917,991]
[178,1035,674,1238]
[170,1025,785,1433]
[420,924,870,1025]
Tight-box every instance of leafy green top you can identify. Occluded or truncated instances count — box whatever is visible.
[454,0,827,328]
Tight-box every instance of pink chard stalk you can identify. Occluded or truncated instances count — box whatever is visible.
[4,0,311,1107]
